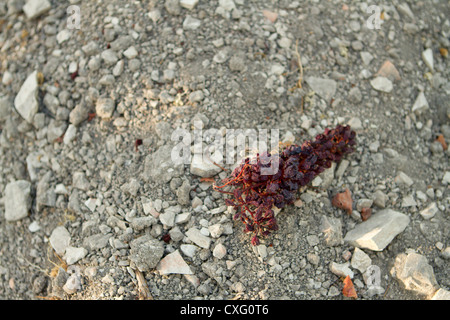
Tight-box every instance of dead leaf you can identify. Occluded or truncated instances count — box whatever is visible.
[436,134,448,151]
[361,207,372,221]
[440,48,448,58]
[375,60,401,81]
[262,10,278,23]
[342,275,357,299]
[332,188,353,215]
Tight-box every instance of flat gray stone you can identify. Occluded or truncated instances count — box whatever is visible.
[129,235,164,272]
[4,180,32,222]
[412,92,429,115]
[156,250,193,275]
[64,246,88,265]
[83,233,112,250]
[14,70,39,123]
[351,248,372,274]
[305,76,337,101]
[185,227,211,249]
[50,226,71,256]
[370,76,393,93]
[344,209,410,251]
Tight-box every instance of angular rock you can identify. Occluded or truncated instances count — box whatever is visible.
[395,171,414,187]
[344,209,410,251]
[430,288,450,300]
[186,227,211,249]
[180,244,198,258]
[64,246,88,265]
[370,76,393,93]
[183,15,201,30]
[412,92,429,115]
[96,98,115,119]
[320,215,343,246]
[157,250,193,275]
[213,243,227,259]
[69,103,89,126]
[422,48,434,72]
[4,180,32,222]
[329,261,354,278]
[123,46,138,59]
[351,248,372,274]
[419,203,439,220]
[129,235,164,272]
[14,70,39,123]
[72,171,90,191]
[391,251,439,297]
[372,190,388,208]
[23,0,51,19]
[176,179,191,206]
[143,144,184,184]
[50,226,71,256]
[101,49,119,65]
[164,0,181,15]
[305,77,337,101]
[159,209,176,228]
[36,171,56,211]
[83,233,111,250]
[130,216,156,231]
[190,153,222,178]
[180,0,199,10]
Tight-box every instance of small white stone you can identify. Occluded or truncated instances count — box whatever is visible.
[351,248,372,274]
[28,221,41,233]
[5,180,32,222]
[56,29,71,44]
[64,246,88,265]
[186,227,211,249]
[14,70,39,123]
[63,124,77,145]
[420,202,439,220]
[23,0,51,19]
[422,48,434,72]
[330,261,354,278]
[183,15,201,30]
[50,226,71,256]
[442,171,450,185]
[123,46,138,59]
[180,0,199,10]
[213,243,227,259]
[412,92,429,115]
[370,76,393,93]
[180,244,198,258]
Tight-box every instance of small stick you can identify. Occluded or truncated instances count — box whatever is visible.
[295,39,304,89]
[135,269,153,300]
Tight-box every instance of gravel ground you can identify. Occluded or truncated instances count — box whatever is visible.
[0,0,449,300]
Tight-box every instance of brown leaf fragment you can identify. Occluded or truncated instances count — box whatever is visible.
[342,275,358,299]
[332,188,353,215]
[436,134,448,151]
[361,207,372,221]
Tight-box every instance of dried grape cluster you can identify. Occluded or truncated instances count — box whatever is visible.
[214,125,356,245]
